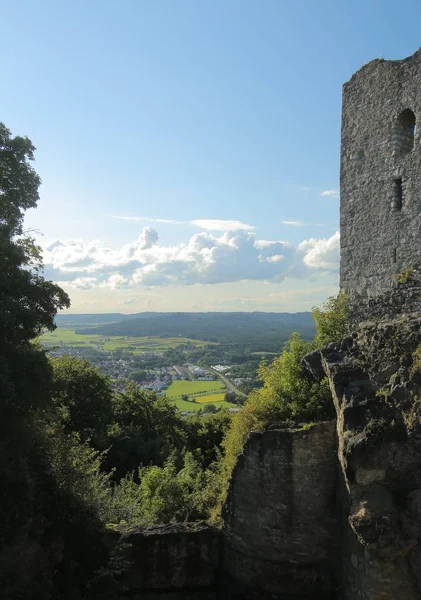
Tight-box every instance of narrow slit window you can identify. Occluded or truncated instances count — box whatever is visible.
[392,248,397,263]
[392,178,403,211]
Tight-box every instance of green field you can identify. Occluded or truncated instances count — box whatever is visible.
[39,327,210,353]
[194,393,226,404]
[171,396,235,412]
[165,380,225,399]
[165,381,234,411]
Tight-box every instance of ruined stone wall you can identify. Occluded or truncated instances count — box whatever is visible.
[340,48,421,315]
[108,522,221,598]
[222,421,338,597]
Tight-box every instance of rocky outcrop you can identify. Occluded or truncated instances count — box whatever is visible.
[306,315,421,599]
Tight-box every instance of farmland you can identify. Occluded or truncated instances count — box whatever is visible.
[39,328,211,353]
[164,381,236,412]
[165,380,225,398]
[174,394,235,412]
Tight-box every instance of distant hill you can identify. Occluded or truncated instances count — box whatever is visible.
[55,312,171,327]
[74,312,316,352]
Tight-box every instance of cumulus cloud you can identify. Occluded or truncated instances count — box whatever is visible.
[320,189,339,198]
[43,227,339,290]
[298,231,340,269]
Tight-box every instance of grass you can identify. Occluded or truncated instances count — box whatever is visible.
[39,327,211,352]
[194,393,226,404]
[171,396,236,412]
[166,382,234,412]
[165,380,225,398]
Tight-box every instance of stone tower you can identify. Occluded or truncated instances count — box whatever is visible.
[340,48,421,315]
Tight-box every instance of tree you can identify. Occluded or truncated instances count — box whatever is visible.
[0,123,69,359]
[0,123,69,421]
[181,394,189,401]
[106,383,185,478]
[224,391,243,405]
[136,453,207,524]
[129,370,147,383]
[51,356,113,440]
[184,410,231,468]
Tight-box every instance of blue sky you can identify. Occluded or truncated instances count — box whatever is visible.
[3,0,421,312]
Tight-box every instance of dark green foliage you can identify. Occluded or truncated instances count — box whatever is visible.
[224,391,244,405]
[51,356,113,441]
[115,452,221,526]
[184,410,231,468]
[128,369,148,383]
[106,383,185,479]
[0,122,69,420]
[0,123,69,356]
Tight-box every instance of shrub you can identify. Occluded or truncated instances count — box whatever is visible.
[312,292,350,347]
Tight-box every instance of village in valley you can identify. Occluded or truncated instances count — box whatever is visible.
[43,330,249,413]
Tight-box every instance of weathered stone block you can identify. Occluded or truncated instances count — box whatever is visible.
[222,421,339,597]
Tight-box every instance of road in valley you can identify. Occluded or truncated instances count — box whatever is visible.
[209,368,247,398]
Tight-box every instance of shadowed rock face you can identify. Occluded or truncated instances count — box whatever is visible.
[306,316,421,599]
[222,422,339,598]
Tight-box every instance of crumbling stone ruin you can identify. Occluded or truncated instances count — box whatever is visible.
[340,48,421,319]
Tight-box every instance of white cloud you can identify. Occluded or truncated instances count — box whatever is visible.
[109,214,255,232]
[281,220,324,228]
[109,215,184,225]
[43,227,339,290]
[282,220,305,227]
[320,189,339,198]
[298,231,340,269]
[190,219,255,232]
[300,186,311,192]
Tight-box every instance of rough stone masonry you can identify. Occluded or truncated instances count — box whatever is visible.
[340,48,421,317]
